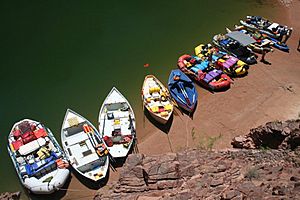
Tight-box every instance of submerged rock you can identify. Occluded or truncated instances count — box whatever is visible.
[0,192,20,200]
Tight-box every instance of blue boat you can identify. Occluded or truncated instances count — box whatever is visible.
[168,69,198,113]
[268,37,289,52]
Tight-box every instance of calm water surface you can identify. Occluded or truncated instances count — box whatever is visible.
[0,0,281,196]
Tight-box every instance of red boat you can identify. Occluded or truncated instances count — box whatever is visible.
[177,54,231,91]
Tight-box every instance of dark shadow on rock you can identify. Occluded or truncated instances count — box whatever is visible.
[110,156,127,169]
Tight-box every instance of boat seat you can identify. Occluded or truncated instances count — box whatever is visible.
[82,149,93,157]
[151,92,160,99]
[203,70,223,83]
[191,60,210,73]
[77,155,102,173]
[64,122,86,137]
[222,57,238,69]
[114,111,129,119]
[66,132,89,146]
[164,104,172,112]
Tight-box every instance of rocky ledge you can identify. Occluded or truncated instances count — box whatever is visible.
[94,149,300,200]
[232,119,300,150]
[0,192,20,200]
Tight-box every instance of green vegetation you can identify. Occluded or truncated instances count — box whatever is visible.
[244,167,259,180]
[259,145,271,152]
[207,134,222,151]
[191,127,196,141]
[196,133,223,151]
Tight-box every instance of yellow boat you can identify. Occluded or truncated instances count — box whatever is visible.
[142,75,173,124]
[195,44,249,77]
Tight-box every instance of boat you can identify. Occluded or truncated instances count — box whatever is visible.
[212,32,257,65]
[98,87,136,158]
[177,54,231,91]
[268,37,289,52]
[142,75,174,124]
[225,27,273,54]
[234,25,289,52]
[240,16,293,42]
[61,109,109,182]
[7,119,70,194]
[195,43,248,77]
[168,69,198,113]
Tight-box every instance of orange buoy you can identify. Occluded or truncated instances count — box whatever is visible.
[144,63,150,68]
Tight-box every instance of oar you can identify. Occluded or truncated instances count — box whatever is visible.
[101,116,106,137]
[142,98,145,128]
[178,83,191,106]
[83,124,105,155]
[84,127,97,149]
[129,114,139,153]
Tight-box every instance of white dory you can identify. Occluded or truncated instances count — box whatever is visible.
[61,109,109,181]
[98,87,136,158]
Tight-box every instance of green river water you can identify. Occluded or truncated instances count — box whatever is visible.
[0,0,281,197]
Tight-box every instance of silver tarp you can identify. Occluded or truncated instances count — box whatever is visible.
[226,31,256,46]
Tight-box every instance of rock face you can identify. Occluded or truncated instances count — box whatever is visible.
[94,149,300,200]
[231,119,300,150]
[0,192,20,200]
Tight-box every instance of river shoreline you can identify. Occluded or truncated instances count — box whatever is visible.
[9,1,299,199]
[64,1,300,200]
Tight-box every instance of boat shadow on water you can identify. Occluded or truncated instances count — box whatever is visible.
[144,109,173,134]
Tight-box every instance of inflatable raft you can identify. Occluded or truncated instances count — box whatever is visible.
[7,119,70,194]
[177,54,231,91]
